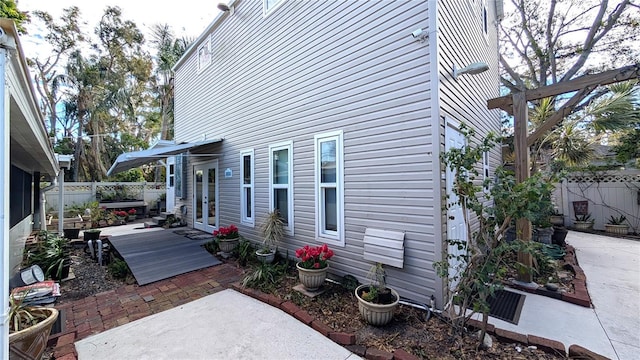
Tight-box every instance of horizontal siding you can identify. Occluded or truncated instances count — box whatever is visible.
[174,0,435,302]
[434,1,502,302]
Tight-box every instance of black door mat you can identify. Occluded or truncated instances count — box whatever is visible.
[487,289,526,324]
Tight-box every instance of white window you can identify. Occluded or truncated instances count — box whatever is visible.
[314,131,344,245]
[269,141,293,234]
[263,0,284,16]
[240,149,255,226]
[197,37,211,71]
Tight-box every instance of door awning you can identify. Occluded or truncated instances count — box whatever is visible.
[107,138,222,176]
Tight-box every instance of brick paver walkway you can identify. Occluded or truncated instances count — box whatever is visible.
[49,263,243,359]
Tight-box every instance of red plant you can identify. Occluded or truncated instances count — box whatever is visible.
[295,244,334,269]
[113,210,127,217]
[213,224,239,240]
[128,208,136,215]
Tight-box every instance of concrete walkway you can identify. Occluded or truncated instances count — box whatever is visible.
[566,231,640,360]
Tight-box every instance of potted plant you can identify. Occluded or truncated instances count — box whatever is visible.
[214,224,240,255]
[355,263,399,326]
[295,243,334,291]
[113,210,128,225]
[127,208,137,221]
[8,294,59,360]
[550,209,564,226]
[605,214,629,235]
[573,213,594,230]
[84,228,102,242]
[43,234,72,280]
[257,210,284,263]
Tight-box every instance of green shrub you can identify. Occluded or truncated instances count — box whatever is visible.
[241,262,288,292]
[108,259,130,279]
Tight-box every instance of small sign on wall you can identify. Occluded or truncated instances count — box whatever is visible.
[225,168,232,178]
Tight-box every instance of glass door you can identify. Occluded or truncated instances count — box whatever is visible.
[193,160,218,233]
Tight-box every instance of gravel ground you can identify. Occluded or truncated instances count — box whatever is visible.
[57,247,131,305]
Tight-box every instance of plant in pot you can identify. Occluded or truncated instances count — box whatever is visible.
[43,233,72,280]
[573,213,594,230]
[550,209,564,226]
[295,243,334,291]
[214,224,240,256]
[605,214,629,235]
[355,263,400,326]
[8,294,59,360]
[127,208,137,221]
[257,210,285,263]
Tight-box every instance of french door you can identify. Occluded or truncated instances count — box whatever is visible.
[193,160,218,233]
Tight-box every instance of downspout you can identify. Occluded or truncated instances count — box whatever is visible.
[41,178,58,231]
[58,168,65,234]
[1,45,10,360]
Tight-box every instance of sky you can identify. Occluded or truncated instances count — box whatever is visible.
[18,0,222,56]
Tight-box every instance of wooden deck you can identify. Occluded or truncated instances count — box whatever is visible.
[108,228,221,285]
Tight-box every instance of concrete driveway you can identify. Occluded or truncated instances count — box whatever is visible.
[566,231,640,360]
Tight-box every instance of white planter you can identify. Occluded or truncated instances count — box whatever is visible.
[573,221,593,231]
[296,262,328,291]
[218,237,239,253]
[256,250,275,264]
[355,285,399,326]
[605,224,629,235]
[550,215,564,226]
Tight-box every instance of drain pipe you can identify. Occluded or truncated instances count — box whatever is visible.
[40,178,58,231]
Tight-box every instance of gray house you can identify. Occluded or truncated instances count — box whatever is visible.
[113,0,503,306]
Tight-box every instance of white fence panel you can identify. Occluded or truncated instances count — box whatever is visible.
[45,182,166,214]
[554,170,640,233]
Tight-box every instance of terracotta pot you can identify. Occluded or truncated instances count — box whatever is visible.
[9,307,59,360]
[218,237,239,253]
[355,284,399,326]
[296,262,328,291]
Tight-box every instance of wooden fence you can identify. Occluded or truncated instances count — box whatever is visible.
[44,182,166,214]
[552,170,640,233]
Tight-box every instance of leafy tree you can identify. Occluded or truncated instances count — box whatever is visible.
[28,7,85,137]
[0,0,29,34]
[501,0,640,167]
[613,128,640,165]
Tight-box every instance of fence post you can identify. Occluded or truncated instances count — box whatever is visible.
[561,178,569,224]
[91,181,97,202]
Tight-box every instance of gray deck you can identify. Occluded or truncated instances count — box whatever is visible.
[108,228,221,285]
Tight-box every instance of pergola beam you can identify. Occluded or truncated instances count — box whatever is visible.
[488,64,640,111]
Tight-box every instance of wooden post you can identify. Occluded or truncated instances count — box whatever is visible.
[513,91,533,283]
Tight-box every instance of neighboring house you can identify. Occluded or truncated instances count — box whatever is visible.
[0,19,60,356]
[111,0,503,306]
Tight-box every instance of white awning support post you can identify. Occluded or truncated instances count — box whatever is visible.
[0,46,10,360]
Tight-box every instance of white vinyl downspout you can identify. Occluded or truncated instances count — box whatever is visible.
[0,46,10,360]
[58,168,65,234]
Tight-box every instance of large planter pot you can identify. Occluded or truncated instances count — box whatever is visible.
[533,227,554,244]
[605,224,629,235]
[296,262,328,291]
[218,237,239,253]
[550,215,564,226]
[355,285,400,326]
[83,230,101,242]
[552,226,568,246]
[256,249,276,264]
[9,307,59,360]
[573,221,593,231]
[128,215,137,222]
[63,228,81,240]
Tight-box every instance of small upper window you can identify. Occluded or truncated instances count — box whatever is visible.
[264,0,284,16]
[197,37,211,71]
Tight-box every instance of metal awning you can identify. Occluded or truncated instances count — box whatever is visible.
[106,138,222,176]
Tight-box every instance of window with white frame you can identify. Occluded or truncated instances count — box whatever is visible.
[264,0,284,16]
[315,131,344,245]
[197,37,211,71]
[269,141,293,233]
[240,149,255,226]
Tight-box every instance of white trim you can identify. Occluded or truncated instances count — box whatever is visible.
[268,140,294,235]
[193,160,218,233]
[240,148,255,227]
[263,0,285,17]
[314,130,344,247]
